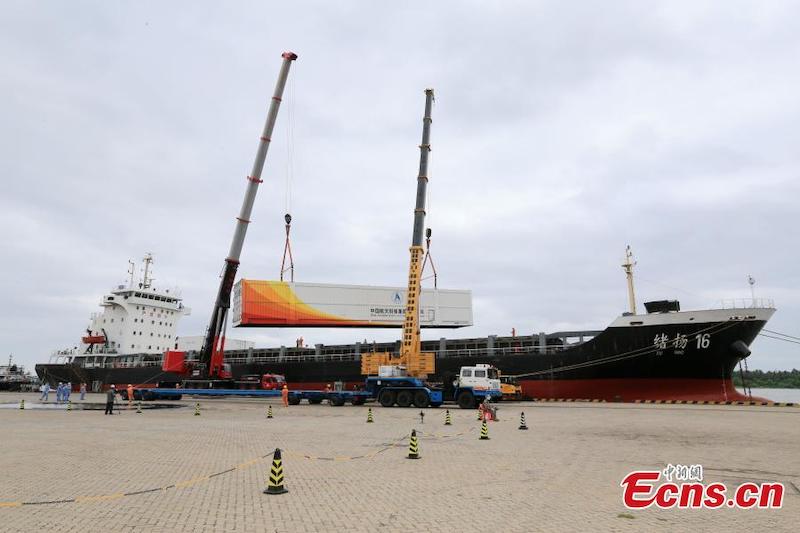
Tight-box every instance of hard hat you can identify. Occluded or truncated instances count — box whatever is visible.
[110,384,116,388]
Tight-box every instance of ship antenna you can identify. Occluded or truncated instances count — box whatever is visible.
[622,245,637,315]
[748,275,756,307]
[127,260,136,289]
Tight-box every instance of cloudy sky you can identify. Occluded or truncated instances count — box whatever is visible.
[2,1,798,372]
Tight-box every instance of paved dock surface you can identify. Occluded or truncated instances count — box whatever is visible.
[1,392,798,532]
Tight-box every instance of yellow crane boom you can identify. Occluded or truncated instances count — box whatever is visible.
[362,89,436,378]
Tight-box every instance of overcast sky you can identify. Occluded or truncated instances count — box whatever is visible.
[2,1,798,373]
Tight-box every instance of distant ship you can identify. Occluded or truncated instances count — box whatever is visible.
[1,355,36,391]
[36,252,775,402]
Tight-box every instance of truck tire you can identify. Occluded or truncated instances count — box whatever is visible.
[396,390,413,407]
[330,396,345,407]
[379,390,396,407]
[457,391,475,409]
[288,396,301,405]
[413,390,430,408]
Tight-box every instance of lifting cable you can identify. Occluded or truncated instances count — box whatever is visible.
[420,228,438,289]
[420,96,437,289]
[280,70,296,282]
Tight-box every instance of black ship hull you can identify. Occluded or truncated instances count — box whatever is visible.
[36,309,773,401]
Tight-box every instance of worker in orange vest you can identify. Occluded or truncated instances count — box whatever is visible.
[281,384,289,407]
[127,384,134,407]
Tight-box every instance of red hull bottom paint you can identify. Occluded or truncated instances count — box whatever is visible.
[519,378,763,402]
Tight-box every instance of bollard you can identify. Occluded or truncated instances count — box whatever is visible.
[136,401,143,414]
[19,399,24,410]
[407,429,420,459]
[67,400,72,412]
[267,405,273,419]
[518,411,528,430]
[444,409,452,426]
[419,411,425,424]
[194,402,200,416]
[263,448,288,494]
[479,420,490,440]
[366,407,374,423]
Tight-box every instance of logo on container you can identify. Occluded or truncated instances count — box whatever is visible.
[621,465,783,510]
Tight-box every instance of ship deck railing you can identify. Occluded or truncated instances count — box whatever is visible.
[715,298,775,309]
[64,342,582,369]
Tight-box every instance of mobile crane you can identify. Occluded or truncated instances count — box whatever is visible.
[155,51,298,391]
[360,89,502,408]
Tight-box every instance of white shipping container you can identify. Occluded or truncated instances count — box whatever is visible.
[232,280,472,328]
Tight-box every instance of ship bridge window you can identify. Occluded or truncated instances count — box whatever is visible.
[461,369,472,377]
[474,369,486,378]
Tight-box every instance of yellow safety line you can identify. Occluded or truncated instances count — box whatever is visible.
[175,476,210,489]
[4,429,472,508]
[75,493,125,503]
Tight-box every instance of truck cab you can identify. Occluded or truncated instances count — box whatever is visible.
[452,364,503,409]
[260,374,286,390]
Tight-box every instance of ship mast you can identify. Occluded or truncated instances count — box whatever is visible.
[142,253,154,289]
[622,245,637,315]
[127,260,136,289]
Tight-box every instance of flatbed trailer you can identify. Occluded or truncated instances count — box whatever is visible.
[135,387,373,405]
[136,388,283,400]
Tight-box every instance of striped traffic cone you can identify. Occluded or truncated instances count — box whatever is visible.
[518,412,528,430]
[479,420,490,440]
[407,429,420,459]
[194,402,200,416]
[267,405,273,419]
[19,399,24,410]
[366,407,374,423]
[263,448,288,494]
[136,401,142,414]
[477,408,483,421]
[444,409,452,426]
[67,400,72,411]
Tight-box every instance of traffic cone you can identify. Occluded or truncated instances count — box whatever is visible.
[67,400,72,411]
[366,407,374,423]
[518,412,528,430]
[479,420,490,440]
[19,399,24,410]
[263,448,288,495]
[477,408,482,421]
[444,410,452,426]
[407,429,420,459]
[136,401,142,414]
[267,405,273,419]
[194,402,200,416]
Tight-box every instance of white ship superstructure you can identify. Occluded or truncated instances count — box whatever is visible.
[60,255,191,360]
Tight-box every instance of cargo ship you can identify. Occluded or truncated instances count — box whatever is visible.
[1,355,37,392]
[35,255,775,402]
